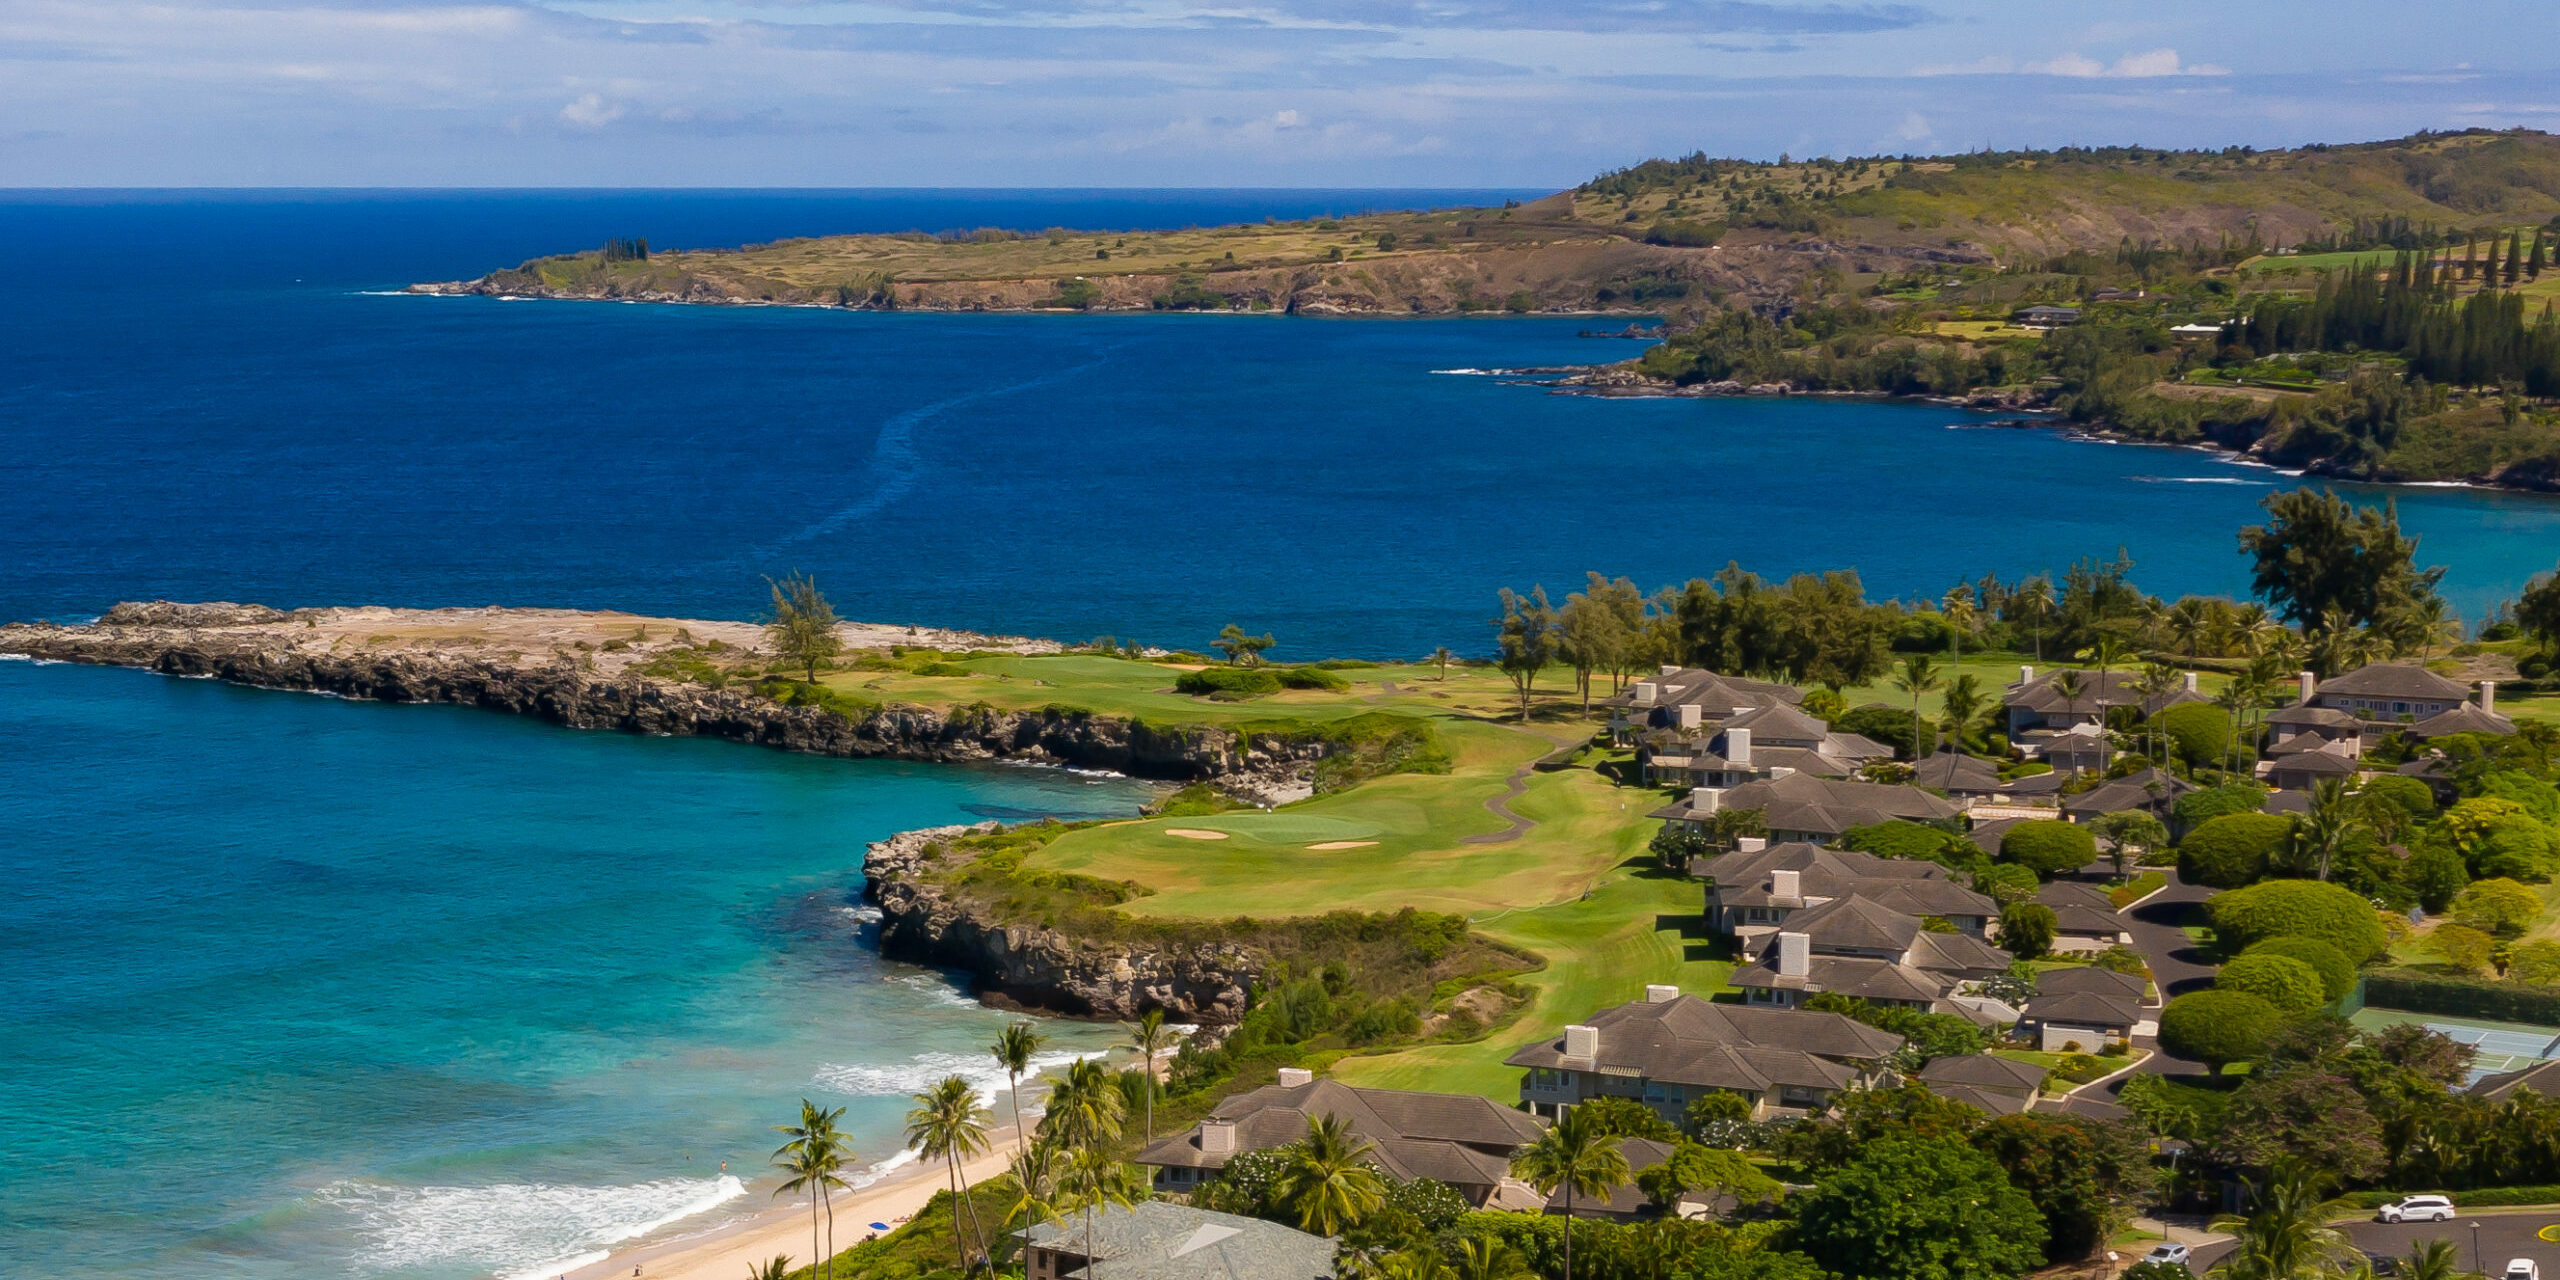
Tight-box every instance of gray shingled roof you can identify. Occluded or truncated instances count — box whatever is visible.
[2411,703,2517,740]
[2269,751,2359,776]
[1135,1079,1543,1183]
[2035,965,2148,1001]
[1920,1053,2049,1092]
[1911,751,2005,794]
[2473,1060,2560,1101]
[1728,954,1950,1003]
[1650,772,1963,836]
[2063,768,2194,817]
[1503,994,1902,1091]
[1027,1201,1338,1280]
[2034,882,2130,937]
[2268,704,2360,728]
[2314,664,2471,702]
[1907,929,2017,975]
[1785,894,1921,952]
[2024,989,2143,1028]
[2006,670,2204,717]
[1603,668,1804,713]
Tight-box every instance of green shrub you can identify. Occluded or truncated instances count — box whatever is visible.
[2215,953,2327,1013]
[2453,877,2545,935]
[2241,936,2357,1002]
[2001,820,2096,878]
[756,678,882,723]
[2205,879,2390,963]
[2174,784,2269,829]
[1843,819,1982,866]
[2157,990,2284,1070]
[2364,967,2560,1025]
[2359,774,2439,821]
[1176,667,1283,699]
[2179,812,2296,889]
[2153,703,2238,768]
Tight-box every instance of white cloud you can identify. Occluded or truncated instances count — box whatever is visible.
[559,92,625,126]
[1891,109,1932,141]
[2023,48,2228,78]
[1272,108,1305,127]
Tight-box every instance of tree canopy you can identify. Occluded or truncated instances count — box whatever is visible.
[1790,1136,2048,1280]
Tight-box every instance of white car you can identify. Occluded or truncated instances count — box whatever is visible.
[2378,1195,2456,1223]
[2503,1261,2538,1280]
[2144,1244,2193,1267]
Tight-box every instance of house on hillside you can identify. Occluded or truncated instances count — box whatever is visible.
[2017,988,2142,1052]
[1506,987,1902,1121]
[2263,743,2361,790]
[2293,666,2506,749]
[2472,1061,2560,1101]
[1650,771,1964,845]
[1726,921,2012,1018]
[2014,305,2082,328]
[1604,666,1804,749]
[2060,768,2194,825]
[1917,1054,2050,1114]
[2003,667,2206,740]
[2033,882,2134,953]
[1655,703,1895,788]
[1135,1070,1544,1203]
[1025,1201,1334,1280]
[1695,839,1996,939]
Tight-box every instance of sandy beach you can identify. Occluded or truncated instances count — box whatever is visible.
[558,1131,1027,1280]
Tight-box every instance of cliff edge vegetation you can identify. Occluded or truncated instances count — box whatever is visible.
[416,130,2560,319]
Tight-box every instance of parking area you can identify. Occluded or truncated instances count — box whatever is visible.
[2189,1212,2560,1277]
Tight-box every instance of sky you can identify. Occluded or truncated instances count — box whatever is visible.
[2,0,2555,187]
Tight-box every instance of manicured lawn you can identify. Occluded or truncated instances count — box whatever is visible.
[1325,864,1737,1100]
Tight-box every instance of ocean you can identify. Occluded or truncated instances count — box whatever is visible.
[4,189,2560,1279]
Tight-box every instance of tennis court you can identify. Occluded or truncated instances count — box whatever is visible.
[2353,1008,2560,1079]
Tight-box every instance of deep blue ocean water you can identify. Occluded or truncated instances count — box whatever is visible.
[6,190,2560,1279]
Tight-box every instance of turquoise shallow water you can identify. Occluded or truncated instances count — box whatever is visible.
[0,660,1153,1279]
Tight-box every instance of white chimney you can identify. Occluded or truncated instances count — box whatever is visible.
[1727,727,1752,766]
[1767,766,1796,780]
[1776,931,1811,978]
[1677,704,1703,731]
[1660,664,1681,677]
[2020,665,2034,684]
[1563,1024,1599,1058]
[2482,680,2498,713]
[1690,787,1721,814]
[1275,1067,1314,1088]
[1632,681,1657,705]
[1735,835,1767,853]
[1770,868,1801,900]
[2299,670,2317,702]
[1644,983,1680,1003]
[1201,1118,1237,1155]
[2184,671,2199,692]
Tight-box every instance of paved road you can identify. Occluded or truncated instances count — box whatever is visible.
[2189,1210,2560,1275]
[2076,869,2220,1106]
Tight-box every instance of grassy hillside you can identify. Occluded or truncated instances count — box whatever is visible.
[421,130,2560,317]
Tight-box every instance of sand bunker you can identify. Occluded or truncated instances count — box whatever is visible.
[1307,841,1378,850]
[1164,828,1230,840]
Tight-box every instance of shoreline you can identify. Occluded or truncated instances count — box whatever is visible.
[552,1119,1032,1280]
[1508,368,2560,500]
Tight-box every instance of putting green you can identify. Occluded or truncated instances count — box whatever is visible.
[1152,814,1387,844]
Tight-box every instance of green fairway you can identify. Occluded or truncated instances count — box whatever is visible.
[1327,864,1736,1099]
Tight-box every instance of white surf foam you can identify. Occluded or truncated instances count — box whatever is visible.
[2134,475,2272,485]
[0,653,29,662]
[315,1173,746,1277]
[1429,367,1497,375]
[814,1046,1098,1108]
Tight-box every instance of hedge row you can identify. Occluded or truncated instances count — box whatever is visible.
[2365,967,2560,1026]
[2346,1185,2560,1208]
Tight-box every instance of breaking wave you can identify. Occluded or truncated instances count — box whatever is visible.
[314,1173,746,1278]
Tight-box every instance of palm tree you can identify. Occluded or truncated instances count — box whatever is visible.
[1509,1106,1630,1280]
[999,1135,1069,1269]
[1383,1249,1459,1280]
[1941,586,1978,663]
[2290,777,2370,882]
[908,1075,996,1272]
[2018,577,2056,662]
[1044,1058,1128,1280]
[2402,1239,2466,1280]
[1432,647,1454,681]
[2079,635,2130,694]
[748,1256,795,1280]
[1891,654,1942,761]
[1453,1238,1532,1280]
[1058,1146,1147,1280]
[2207,1161,2359,1280]
[2052,669,2089,731]
[992,1022,1045,1155]
[2167,598,2215,659]
[1272,1113,1387,1236]
[2131,664,2181,767]
[2212,681,2252,779]
[773,1100,851,1280]
[1940,674,1984,756]
[1123,1009,1177,1143]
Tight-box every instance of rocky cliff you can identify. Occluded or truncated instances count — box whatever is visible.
[864,825,1258,1023]
[0,602,1320,791]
